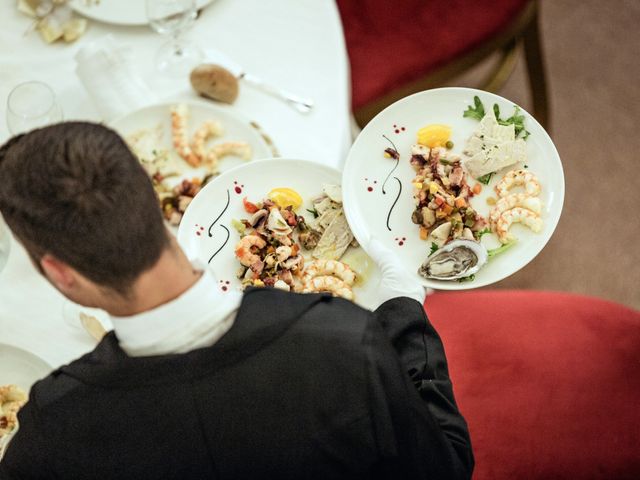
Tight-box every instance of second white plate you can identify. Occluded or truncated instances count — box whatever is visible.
[111,100,273,187]
[177,159,383,310]
[343,87,564,290]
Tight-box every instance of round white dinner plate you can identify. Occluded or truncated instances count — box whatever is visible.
[0,344,52,393]
[342,87,564,290]
[111,100,273,187]
[69,0,215,26]
[177,159,383,310]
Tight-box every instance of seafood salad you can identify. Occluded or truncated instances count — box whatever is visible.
[233,185,359,300]
[390,97,545,282]
[408,143,488,247]
[126,104,253,225]
[0,385,27,441]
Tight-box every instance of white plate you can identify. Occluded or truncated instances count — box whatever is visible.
[177,159,383,310]
[111,100,274,186]
[0,344,51,459]
[0,344,52,393]
[70,0,215,26]
[343,87,564,290]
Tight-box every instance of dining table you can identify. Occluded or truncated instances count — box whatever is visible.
[0,0,353,370]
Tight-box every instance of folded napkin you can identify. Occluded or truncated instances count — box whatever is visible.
[75,35,158,121]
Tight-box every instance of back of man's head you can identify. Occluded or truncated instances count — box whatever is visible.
[0,122,169,294]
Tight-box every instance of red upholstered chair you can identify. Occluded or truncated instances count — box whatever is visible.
[424,290,640,479]
[337,0,549,128]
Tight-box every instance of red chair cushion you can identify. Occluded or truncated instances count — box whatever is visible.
[425,290,640,479]
[337,0,530,110]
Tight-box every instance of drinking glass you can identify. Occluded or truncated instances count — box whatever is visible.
[6,81,63,135]
[146,0,202,76]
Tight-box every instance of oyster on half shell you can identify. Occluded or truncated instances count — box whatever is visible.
[418,239,488,281]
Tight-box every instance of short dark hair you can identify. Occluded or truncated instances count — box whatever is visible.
[0,122,169,294]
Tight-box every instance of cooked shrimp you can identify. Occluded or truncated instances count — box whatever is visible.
[202,151,220,175]
[191,120,223,162]
[170,104,199,167]
[303,259,356,286]
[495,169,541,197]
[203,142,249,173]
[495,207,543,243]
[302,275,354,300]
[211,141,252,160]
[234,235,266,266]
[489,193,542,226]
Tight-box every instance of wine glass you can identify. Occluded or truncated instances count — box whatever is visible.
[146,0,202,76]
[6,81,63,135]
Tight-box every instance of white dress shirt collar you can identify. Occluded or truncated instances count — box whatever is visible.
[110,262,242,357]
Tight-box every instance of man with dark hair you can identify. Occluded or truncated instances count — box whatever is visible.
[0,123,473,479]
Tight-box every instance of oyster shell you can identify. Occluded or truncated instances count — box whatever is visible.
[418,239,488,280]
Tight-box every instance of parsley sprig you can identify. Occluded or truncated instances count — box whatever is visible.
[464,95,530,139]
[463,96,485,121]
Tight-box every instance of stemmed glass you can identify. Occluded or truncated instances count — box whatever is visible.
[146,0,202,76]
[6,81,63,135]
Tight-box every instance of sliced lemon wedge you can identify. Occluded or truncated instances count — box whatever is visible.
[268,187,303,210]
[417,124,452,148]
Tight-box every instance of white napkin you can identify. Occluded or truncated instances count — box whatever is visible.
[75,35,158,121]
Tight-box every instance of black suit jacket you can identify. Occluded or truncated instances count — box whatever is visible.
[0,289,473,479]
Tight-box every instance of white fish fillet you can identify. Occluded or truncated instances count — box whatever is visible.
[463,110,527,178]
[312,210,353,261]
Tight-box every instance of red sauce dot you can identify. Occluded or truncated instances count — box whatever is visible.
[402,237,406,241]
[393,124,397,128]
[401,127,406,131]
[235,186,242,194]
[222,286,228,291]
[364,177,368,181]
[196,231,201,236]
[225,281,230,284]
[373,180,377,184]
[233,181,237,184]
[399,241,404,246]
[200,227,204,231]
[395,129,400,134]
[367,186,373,192]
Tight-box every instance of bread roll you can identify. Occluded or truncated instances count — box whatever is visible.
[190,64,239,104]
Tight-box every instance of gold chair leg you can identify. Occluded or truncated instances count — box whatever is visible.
[482,39,520,93]
[522,2,550,130]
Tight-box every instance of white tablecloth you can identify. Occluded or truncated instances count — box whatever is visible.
[0,0,352,368]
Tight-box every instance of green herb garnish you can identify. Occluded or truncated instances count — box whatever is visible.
[305,207,319,218]
[429,242,439,256]
[465,96,530,139]
[494,104,530,139]
[476,227,492,239]
[488,241,517,258]
[457,274,476,283]
[477,173,494,185]
[463,96,485,121]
